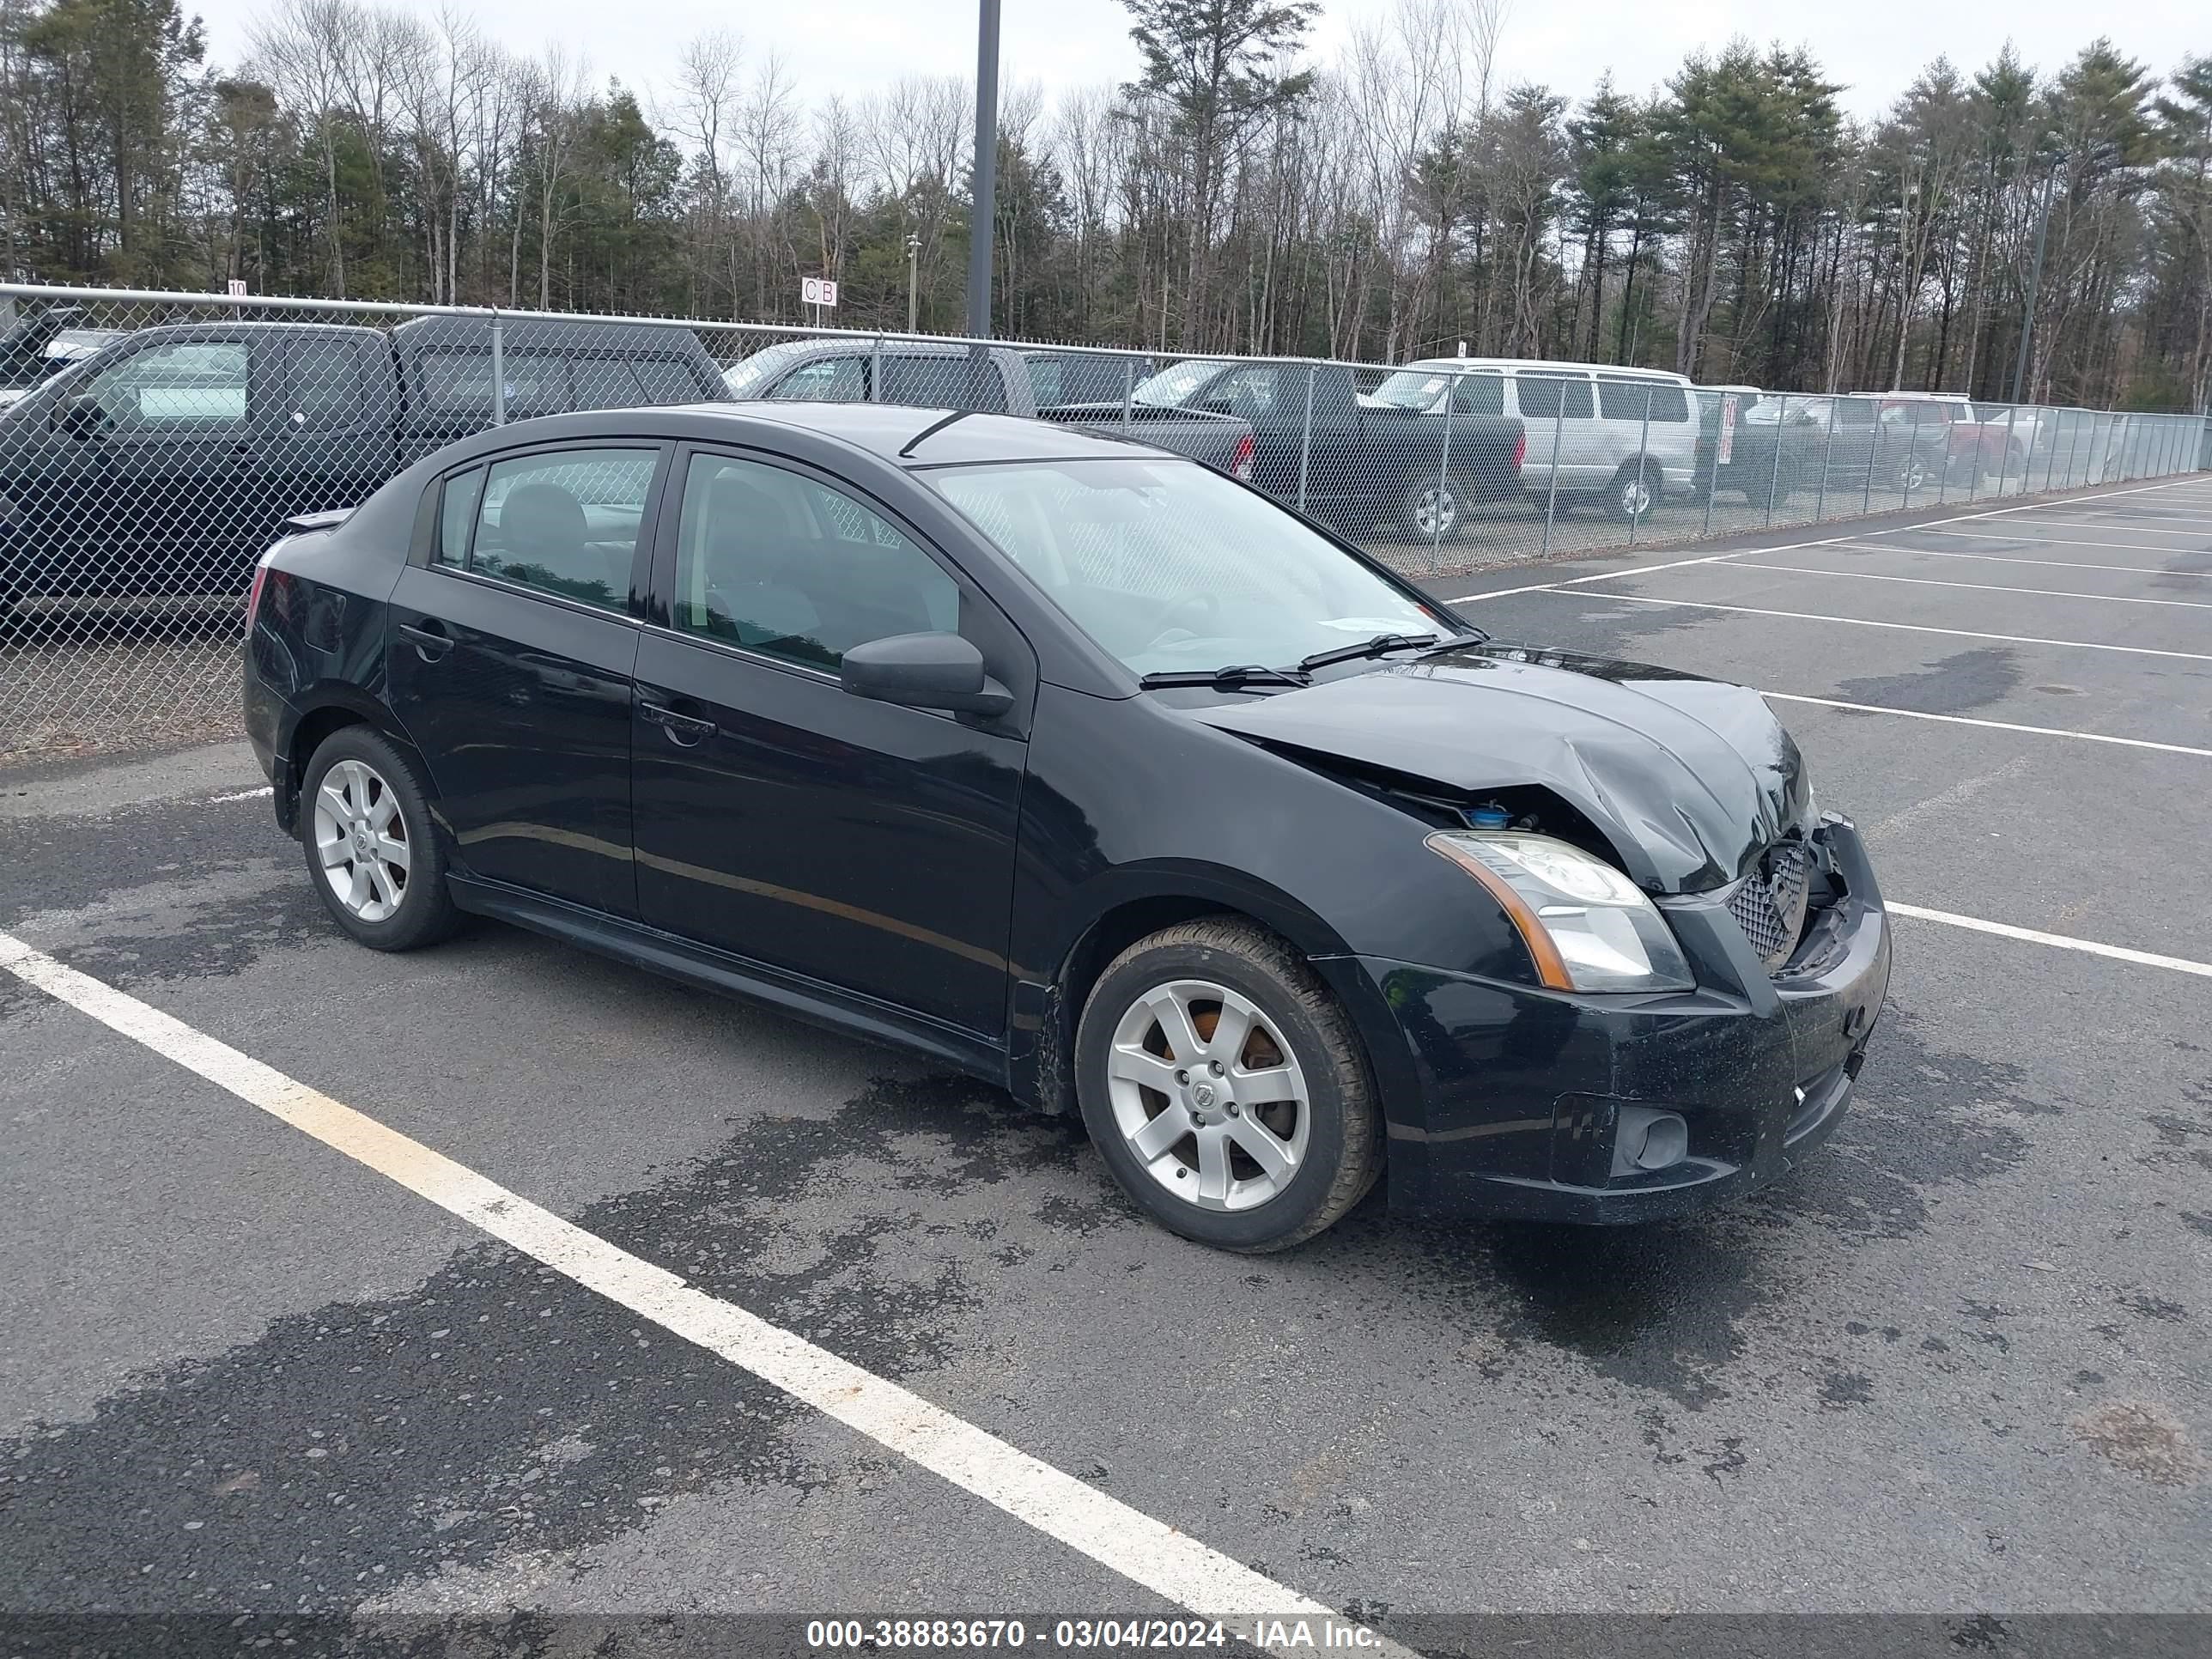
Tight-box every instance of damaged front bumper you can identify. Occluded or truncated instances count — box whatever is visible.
[1327,815,1893,1224]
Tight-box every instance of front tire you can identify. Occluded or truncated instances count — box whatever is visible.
[1074,918,1382,1251]
[300,726,461,951]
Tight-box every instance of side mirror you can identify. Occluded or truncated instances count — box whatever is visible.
[839,631,1012,718]
[54,393,110,439]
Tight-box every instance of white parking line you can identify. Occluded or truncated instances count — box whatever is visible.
[1760,693,2212,759]
[1891,527,2212,557]
[1536,590,2212,662]
[1887,904,2212,980]
[1835,543,2211,576]
[1445,477,2211,605]
[2004,518,2211,538]
[0,929,1403,1657]
[1723,562,2212,609]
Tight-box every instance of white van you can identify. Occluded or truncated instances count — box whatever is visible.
[1364,358,1699,521]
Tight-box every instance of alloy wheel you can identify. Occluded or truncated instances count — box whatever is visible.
[312,757,410,923]
[1104,979,1311,1212]
[1413,485,1458,538]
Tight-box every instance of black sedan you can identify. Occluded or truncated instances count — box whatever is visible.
[244,401,1892,1251]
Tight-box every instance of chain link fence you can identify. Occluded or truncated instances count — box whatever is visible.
[5,282,2209,763]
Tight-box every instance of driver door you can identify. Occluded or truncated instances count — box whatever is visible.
[630,447,1033,1039]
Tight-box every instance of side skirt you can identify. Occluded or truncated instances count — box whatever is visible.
[447,873,1012,1088]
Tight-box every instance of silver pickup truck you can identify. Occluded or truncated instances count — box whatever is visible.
[722,339,1255,482]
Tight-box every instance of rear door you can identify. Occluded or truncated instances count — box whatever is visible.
[385,441,668,916]
[629,445,1030,1038]
[266,331,398,527]
[1513,371,1599,492]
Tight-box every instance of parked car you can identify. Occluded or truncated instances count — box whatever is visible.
[1111,358,1526,539]
[1686,384,1764,501]
[1365,358,1695,522]
[243,401,1892,1252]
[1715,393,1960,506]
[0,314,727,612]
[721,337,1251,481]
[1867,390,2019,481]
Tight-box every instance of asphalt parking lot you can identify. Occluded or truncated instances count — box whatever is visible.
[3,476,2209,1653]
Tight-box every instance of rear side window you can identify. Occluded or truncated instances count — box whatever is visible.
[1515,374,1594,422]
[633,358,700,404]
[287,338,368,430]
[418,349,566,418]
[1597,380,1690,422]
[884,356,1009,413]
[84,341,252,428]
[1450,373,1504,416]
[465,447,659,611]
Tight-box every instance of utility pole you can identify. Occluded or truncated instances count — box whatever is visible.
[905,233,921,334]
[2011,163,2056,406]
[965,0,1000,340]
[962,0,1001,410]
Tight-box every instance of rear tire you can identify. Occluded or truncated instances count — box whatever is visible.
[1610,460,1661,523]
[299,726,462,952]
[1075,918,1382,1252]
[1398,478,1462,542]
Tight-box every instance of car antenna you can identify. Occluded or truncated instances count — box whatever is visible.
[899,410,974,459]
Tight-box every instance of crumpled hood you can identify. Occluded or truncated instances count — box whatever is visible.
[1185,641,1808,893]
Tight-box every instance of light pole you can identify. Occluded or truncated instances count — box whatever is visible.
[965,0,1000,339]
[905,233,921,334]
[2011,161,2057,406]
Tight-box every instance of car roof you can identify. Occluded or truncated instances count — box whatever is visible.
[1407,357,1691,384]
[655,399,1158,465]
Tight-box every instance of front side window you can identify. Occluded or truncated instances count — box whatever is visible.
[86,342,251,427]
[465,447,658,611]
[671,453,959,672]
[1367,369,1450,412]
[927,457,1439,678]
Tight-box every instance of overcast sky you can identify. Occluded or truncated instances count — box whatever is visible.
[185,0,2207,121]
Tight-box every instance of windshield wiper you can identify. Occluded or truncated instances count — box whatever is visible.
[1138,664,1310,690]
[1293,632,1444,673]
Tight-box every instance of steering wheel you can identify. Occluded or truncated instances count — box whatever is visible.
[1135,590,1224,655]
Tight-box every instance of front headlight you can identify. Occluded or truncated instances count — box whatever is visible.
[1426,830,1694,994]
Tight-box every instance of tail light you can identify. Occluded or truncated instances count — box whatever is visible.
[1513,428,1528,471]
[1231,431,1255,483]
[244,549,281,636]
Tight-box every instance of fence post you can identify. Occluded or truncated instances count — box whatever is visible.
[1539,390,1565,558]
[1628,383,1653,545]
[1904,405,1924,507]
[1431,375,1456,570]
[489,311,506,427]
[2020,406,2044,496]
[1121,357,1133,430]
[1297,365,1316,513]
[870,335,884,403]
[1699,392,1717,538]
[1860,399,1876,515]
[1764,395,1786,526]
[2063,410,2081,488]
[2001,406,2020,495]
[1814,398,1834,522]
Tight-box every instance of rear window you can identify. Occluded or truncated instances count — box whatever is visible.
[1515,374,1594,422]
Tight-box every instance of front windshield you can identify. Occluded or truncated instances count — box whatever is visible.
[925,458,1451,678]
[1366,369,1450,411]
[1129,359,1230,407]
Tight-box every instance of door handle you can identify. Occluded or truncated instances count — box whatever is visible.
[637,691,715,746]
[397,620,453,661]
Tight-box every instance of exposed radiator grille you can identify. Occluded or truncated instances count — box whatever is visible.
[1729,836,1815,972]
